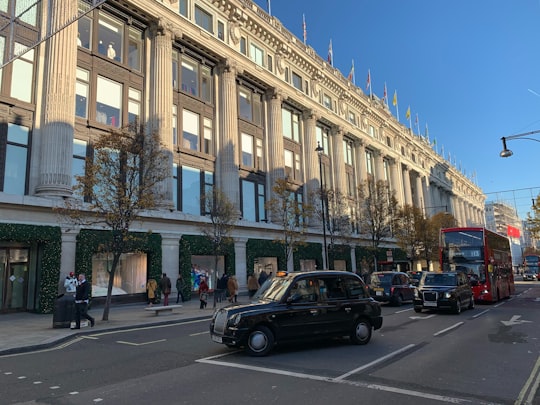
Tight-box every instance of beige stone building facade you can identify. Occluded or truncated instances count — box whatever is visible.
[0,0,484,312]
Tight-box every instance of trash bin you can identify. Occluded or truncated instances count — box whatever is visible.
[52,294,75,328]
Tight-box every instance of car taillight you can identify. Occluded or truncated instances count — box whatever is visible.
[390,287,395,294]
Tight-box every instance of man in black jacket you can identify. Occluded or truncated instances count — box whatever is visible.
[72,273,95,329]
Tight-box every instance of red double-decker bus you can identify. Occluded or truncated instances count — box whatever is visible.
[440,227,515,302]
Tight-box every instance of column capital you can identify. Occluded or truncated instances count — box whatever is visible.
[150,17,175,38]
[266,88,284,102]
[302,109,320,121]
[218,58,239,75]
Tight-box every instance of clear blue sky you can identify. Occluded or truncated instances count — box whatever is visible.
[253,0,540,219]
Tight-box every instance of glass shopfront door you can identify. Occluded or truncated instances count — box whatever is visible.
[0,248,29,311]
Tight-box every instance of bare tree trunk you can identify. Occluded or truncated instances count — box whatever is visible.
[102,252,121,321]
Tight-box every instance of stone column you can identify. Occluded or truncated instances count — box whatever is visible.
[234,238,248,290]
[389,158,404,206]
[150,21,174,208]
[162,233,180,287]
[35,0,78,197]
[354,141,367,184]
[218,60,240,212]
[422,177,433,216]
[331,126,346,193]
[374,151,386,182]
[266,89,284,214]
[414,172,425,208]
[402,165,413,205]
[303,110,319,203]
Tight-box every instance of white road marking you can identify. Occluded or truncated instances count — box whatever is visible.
[190,331,209,336]
[50,386,60,390]
[433,322,464,336]
[501,315,532,327]
[515,355,540,405]
[197,344,496,404]
[395,308,413,314]
[409,315,436,320]
[69,391,79,395]
[91,318,209,337]
[335,344,416,380]
[116,339,166,346]
[472,309,489,318]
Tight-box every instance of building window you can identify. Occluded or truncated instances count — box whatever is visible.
[369,125,376,138]
[179,0,188,17]
[242,180,266,222]
[182,165,201,215]
[77,15,92,50]
[343,140,353,165]
[182,109,199,150]
[173,51,213,103]
[172,105,178,146]
[256,138,263,171]
[348,111,356,125]
[75,68,89,118]
[366,150,373,176]
[195,5,213,33]
[203,117,213,154]
[127,88,141,124]
[241,133,253,167]
[10,44,33,102]
[217,20,225,40]
[96,76,122,127]
[316,125,329,155]
[249,42,264,67]
[127,27,143,72]
[240,37,247,55]
[346,172,354,197]
[292,72,302,91]
[383,159,390,183]
[323,94,332,110]
[284,149,293,179]
[97,13,123,63]
[72,139,87,187]
[267,54,273,72]
[282,108,300,142]
[2,123,29,195]
[238,86,262,125]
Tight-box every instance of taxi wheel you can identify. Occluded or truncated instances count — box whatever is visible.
[351,318,372,345]
[246,326,274,357]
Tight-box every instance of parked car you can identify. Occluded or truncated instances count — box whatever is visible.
[209,271,383,356]
[414,271,474,314]
[368,271,415,306]
[523,269,538,281]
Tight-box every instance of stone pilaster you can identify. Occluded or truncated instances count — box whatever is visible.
[331,126,345,194]
[266,89,284,210]
[35,0,78,197]
[402,165,413,205]
[150,20,174,207]
[303,110,319,203]
[218,60,240,212]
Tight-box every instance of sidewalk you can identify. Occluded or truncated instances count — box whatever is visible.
[0,297,235,356]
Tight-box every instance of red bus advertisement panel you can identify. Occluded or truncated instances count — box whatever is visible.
[440,227,514,302]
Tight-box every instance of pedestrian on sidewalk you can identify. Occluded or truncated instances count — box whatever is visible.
[227,275,238,303]
[199,277,209,309]
[146,278,157,306]
[160,273,171,306]
[64,271,77,296]
[72,273,95,329]
[176,273,185,304]
[247,272,259,298]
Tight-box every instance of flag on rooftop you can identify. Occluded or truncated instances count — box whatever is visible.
[405,105,411,120]
[347,59,355,84]
[383,82,388,106]
[392,90,397,106]
[327,39,333,66]
[365,69,371,91]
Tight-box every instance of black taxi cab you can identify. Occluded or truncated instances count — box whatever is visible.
[209,271,383,356]
[413,271,474,314]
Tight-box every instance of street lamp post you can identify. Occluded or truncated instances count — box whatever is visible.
[315,142,328,269]
[500,129,540,157]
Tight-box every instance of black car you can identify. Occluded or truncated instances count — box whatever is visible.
[523,268,538,281]
[407,270,425,287]
[413,271,474,314]
[368,271,415,306]
[209,271,383,356]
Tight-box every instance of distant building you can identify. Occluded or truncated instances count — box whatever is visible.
[0,0,485,313]
[485,201,522,267]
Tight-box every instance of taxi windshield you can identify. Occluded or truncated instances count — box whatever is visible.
[252,276,292,302]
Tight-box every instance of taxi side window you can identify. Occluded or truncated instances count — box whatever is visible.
[344,277,367,299]
[290,279,318,303]
[319,277,346,300]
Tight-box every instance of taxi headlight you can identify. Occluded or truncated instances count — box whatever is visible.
[414,289,419,298]
[444,291,452,299]
[230,313,242,326]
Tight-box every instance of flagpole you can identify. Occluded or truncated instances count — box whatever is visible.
[368,69,372,98]
[393,90,399,121]
[267,0,271,16]
[415,114,420,136]
[352,60,355,85]
[302,14,306,45]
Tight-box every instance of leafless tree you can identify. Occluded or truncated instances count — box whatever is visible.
[57,123,170,320]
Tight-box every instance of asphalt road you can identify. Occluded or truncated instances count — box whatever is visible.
[1,283,539,405]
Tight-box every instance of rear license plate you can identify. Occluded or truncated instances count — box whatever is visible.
[211,335,222,343]
[376,291,383,296]
[424,302,437,307]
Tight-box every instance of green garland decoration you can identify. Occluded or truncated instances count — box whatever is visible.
[0,223,61,314]
[179,235,235,300]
